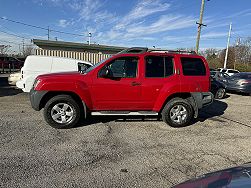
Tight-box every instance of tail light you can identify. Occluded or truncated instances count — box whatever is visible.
[241,80,251,85]
[238,79,251,85]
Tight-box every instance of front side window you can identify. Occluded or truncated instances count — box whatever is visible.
[99,57,138,78]
[180,57,206,76]
[145,56,174,78]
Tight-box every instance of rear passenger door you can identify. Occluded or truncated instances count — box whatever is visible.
[140,55,179,110]
[179,57,209,92]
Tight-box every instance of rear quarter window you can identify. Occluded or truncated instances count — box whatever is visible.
[228,70,239,73]
[180,57,206,76]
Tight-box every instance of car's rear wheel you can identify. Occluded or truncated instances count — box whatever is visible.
[162,98,193,127]
[215,88,226,99]
[44,95,81,129]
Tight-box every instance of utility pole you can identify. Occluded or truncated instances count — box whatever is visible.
[22,38,25,55]
[88,32,92,45]
[47,26,50,40]
[224,23,232,69]
[195,0,208,53]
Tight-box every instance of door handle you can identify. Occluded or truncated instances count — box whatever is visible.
[131,81,141,86]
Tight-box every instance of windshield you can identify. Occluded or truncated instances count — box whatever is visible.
[84,56,112,74]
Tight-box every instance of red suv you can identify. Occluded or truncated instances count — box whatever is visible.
[30,48,213,129]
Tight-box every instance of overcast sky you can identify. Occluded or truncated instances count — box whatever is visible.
[1,0,251,53]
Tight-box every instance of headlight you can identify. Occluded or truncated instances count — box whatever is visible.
[33,79,41,89]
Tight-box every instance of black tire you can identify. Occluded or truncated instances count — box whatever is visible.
[43,95,81,129]
[215,88,226,99]
[161,97,194,127]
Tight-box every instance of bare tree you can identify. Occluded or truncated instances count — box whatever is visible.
[0,45,11,55]
[219,47,236,69]
[22,45,34,57]
[234,37,251,70]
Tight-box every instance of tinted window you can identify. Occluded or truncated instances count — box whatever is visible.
[145,56,174,78]
[100,57,138,78]
[222,69,227,73]
[78,63,92,73]
[181,57,206,76]
[228,70,239,73]
[165,57,174,77]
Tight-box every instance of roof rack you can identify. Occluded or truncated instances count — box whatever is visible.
[118,47,197,55]
[148,49,197,54]
[118,47,148,54]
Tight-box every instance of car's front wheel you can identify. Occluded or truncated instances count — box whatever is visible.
[162,98,193,127]
[44,95,81,129]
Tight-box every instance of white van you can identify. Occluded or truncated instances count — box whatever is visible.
[16,55,93,92]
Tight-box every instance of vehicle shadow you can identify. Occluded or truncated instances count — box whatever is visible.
[75,100,228,128]
[0,86,22,97]
[0,76,9,87]
[223,94,230,99]
[75,115,162,128]
[0,75,23,97]
[195,99,228,123]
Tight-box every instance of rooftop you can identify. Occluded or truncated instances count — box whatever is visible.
[32,39,127,54]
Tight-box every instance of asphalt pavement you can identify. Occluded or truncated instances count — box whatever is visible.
[0,83,251,187]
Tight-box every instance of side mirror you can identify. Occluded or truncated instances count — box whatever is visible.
[99,67,111,78]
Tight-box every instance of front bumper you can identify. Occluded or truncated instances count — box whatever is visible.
[29,88,48,111]
[16,80,24,89]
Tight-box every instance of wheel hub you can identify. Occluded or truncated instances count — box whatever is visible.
[51,103,74,124]
[170,105,188,124]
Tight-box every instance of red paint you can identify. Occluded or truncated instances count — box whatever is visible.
[35,52,210,112]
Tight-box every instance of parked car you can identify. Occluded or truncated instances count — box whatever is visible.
[210,77,226,99]
[211,71,230,84]
[0,56,24,72]
[16,56,93,92]
[210,70,217,77]
[29,47,213,129]
[8,72,21,86]
[226,72,251,94]
[174,163,251,188]
[217,68,240,76]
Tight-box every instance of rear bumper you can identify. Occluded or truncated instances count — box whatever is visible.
[29,88,48,111]
[191,92,214,109]
[226,85,251,94]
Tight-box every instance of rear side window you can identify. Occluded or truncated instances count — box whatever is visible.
[228,70,239,73]
[180,57,206,76]
[145,56,174,78]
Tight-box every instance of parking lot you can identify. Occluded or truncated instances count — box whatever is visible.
[1,81,251,187]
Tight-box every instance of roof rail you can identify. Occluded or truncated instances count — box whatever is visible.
[148,49,197,54]
[118,47,197,55]
[118,47,148,54]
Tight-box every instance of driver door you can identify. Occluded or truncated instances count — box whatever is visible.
[91,56,141,110]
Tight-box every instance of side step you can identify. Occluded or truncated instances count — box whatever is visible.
[91,111,158,116]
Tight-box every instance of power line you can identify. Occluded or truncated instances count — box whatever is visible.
[0,17,86,37]
[0,30,31,40]
[0,39,34,46]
